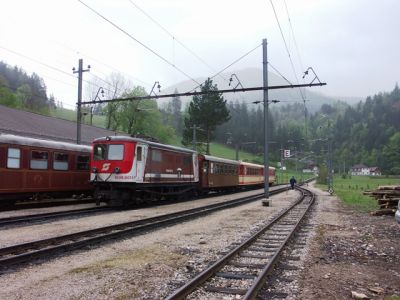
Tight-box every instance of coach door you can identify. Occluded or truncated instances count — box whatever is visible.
[134,144,147,182]
[201,160,209,188]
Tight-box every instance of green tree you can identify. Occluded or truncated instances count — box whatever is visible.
[182,78,230,154]
[0,86,18,107]
[382,132,400,174]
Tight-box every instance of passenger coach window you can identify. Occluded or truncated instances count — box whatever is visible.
[7,148,21,169]
[30,151,48,169]
[108,144,124,160]
[152,150,162,162]
[77,155,90,170]
[183,156,191,165]
[53,152,69,170]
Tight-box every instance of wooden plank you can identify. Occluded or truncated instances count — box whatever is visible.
[370,208,396,216]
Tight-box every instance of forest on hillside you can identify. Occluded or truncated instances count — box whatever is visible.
[0,61,399,174]
[0,61,55,113]
[213,85,400,175]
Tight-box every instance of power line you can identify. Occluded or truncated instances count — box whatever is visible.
[187,43,262,93]
[283,0,309,135]
[0,45,107,95]
[127,0,228,83]
[283,0,304,72]
[78,0,201,86]
[269,62,292,85]
[53,41,153,88]
[268,0,305,100]
[0,45,74,79]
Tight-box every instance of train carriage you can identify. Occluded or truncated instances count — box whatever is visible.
[238,161,276,187]
[198,154,240,192]
[90,136,198,205]
[0,134,92,203]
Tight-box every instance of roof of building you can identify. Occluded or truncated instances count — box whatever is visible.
[0,104,121,145]
[350,164,368,169]
[369,167,381,172]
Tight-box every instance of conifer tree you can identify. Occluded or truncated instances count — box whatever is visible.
[182,78,230,154]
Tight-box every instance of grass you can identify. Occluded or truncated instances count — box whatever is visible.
[276,169,315,185]
[318,175,400,212]
[208,142,262,163]
[49,107,107,128]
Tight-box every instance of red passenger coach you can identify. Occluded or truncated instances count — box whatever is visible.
[0,134,92,204]
[91,136,199,205]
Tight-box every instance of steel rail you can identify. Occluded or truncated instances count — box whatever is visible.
[166,186,315,300]
[0,207,113,227]
[0,187,289,270]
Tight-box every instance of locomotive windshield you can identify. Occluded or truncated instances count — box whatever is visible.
[94,144,124,161]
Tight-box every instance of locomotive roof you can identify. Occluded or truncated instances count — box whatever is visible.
[202,154,240,165]
[0,134,92,153]
[93,136,197,154]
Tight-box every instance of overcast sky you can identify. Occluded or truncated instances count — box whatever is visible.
[0,0,399,109]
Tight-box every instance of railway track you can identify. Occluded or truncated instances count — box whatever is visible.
[0,198,95,211]
[0,185,288,228]
[166,185,315,300]
[0,186,289,271]
[0,207,114,228]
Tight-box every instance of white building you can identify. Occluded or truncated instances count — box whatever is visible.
[350,164,382,176]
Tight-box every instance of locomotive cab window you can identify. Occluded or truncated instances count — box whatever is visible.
[30,150,48,169]
[94,144,124,160]
[108,144,124,160]
[53,152,69,170]
[77,155,90,170]
[7,148,21,169]
[94,144,107,160]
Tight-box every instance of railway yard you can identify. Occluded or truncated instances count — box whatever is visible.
[0,183,399,299]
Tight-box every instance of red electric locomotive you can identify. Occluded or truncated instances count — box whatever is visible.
[90,136,277,206]
[0,134,92,204]
[90,136,198,205]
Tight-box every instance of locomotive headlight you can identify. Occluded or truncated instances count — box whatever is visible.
[114,167,121,174]
[92,167,98,173]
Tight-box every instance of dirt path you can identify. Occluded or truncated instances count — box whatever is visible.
[297,184,400,299]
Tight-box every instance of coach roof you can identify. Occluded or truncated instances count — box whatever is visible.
[0,134,91,152]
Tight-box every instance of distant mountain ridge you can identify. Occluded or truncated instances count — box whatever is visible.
[160,67,359,113]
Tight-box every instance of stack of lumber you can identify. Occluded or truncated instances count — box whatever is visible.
[364,185,400,216]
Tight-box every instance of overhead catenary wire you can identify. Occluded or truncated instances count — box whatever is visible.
[53,41,153,88]
[283,0,304,73]
[186,43,262,93]
[78,0,202,87]
[268,0,305,100]
[0,44,119,100]
[283,0,308,136]
[269,0,310,138]
[127,0,229,84]
[269,62,293,85]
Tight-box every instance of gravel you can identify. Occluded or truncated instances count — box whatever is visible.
[0,189,297,299]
